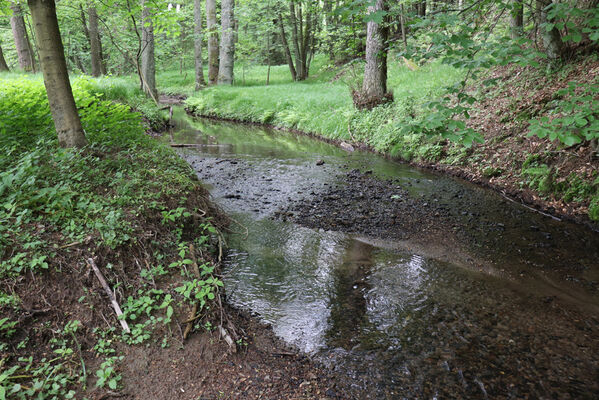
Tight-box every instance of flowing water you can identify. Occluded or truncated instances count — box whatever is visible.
[168,108,599,399]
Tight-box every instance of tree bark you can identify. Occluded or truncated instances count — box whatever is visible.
[141,0,157,100]
[362,0,388,100]
[206,0,219,84]
[510,0,524,39]
[10,2,36,72]
[0,40,9,72]
[537,0,563,60]
[89,7,102,77]
[218,0,235,85]
[27,0,87,148]
[194,0,206,90]
[277,13,297,81]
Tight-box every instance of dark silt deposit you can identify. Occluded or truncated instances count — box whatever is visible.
[168,107,599,399]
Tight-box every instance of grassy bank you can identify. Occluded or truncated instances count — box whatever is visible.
[183,57,599,223]
[0,74,226,397]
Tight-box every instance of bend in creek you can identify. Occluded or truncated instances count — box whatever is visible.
[168,108,599,398]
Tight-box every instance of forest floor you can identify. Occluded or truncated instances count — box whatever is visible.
[183,56,599,228]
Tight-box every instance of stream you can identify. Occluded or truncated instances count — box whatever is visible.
[168,107,599,399]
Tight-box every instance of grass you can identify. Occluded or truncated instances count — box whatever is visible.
[184,55,464,158]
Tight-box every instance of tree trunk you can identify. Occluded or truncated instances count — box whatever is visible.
[206,0,219,84]
[89,7,102,77]
[27,0,87,148]
[218,0,235,85]
[289,1,303,80]
[537,0,563,60]
[10,2,36,72]
[418,1,426,17]
[277,13,297,81]
[362,0,388,101]
[141,0,158,100]
[510,0,524,39]
[194,0,206,90]
[0,40,9,72]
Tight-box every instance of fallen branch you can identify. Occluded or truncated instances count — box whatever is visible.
[218,325,236,353]
[87,258,130,334]
[169,143,226,148]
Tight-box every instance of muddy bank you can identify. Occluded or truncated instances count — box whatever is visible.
[118,306,342,400]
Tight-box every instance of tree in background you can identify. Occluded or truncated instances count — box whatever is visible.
[27,0,87,148]
[218,0,235,84]
[0,39,9,71]
[141,0,157,100]
[194,0,206,89]
[10,1,35,71]
[206,0,218,84]
[359,0,389,108]
[88,6,103,77]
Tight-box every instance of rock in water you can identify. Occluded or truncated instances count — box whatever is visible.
[340,142,355,152]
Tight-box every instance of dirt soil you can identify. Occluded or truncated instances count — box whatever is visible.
[114,306,343,400]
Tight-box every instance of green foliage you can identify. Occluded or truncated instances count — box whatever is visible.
[528,81,599,146]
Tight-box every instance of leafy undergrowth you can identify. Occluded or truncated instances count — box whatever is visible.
[0,76,227,398]
[185,56,598,223]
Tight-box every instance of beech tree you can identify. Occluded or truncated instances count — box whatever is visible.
[206,0,218,84]
[361,0,389,105]
[27,0,88,148]
[88,6,103,77]
[194,0,206,89]
[218,0,235,84]
[277,0,317,81]
[10,1,35,71]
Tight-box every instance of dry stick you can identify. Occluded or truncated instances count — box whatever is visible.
[169,143,227,148]
[87,258,131,334]
[499,191,561,221]
[183,244,201,340]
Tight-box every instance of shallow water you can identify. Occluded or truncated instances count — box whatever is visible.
[169,108,599,398]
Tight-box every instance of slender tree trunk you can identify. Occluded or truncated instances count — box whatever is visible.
[362,0,388,102]
[194,0,206,90]
[218,0,235,85]
[0,40,9,72]
[10,2,36,72]
[400,4,408,48]
[277,13,297,81]
[27,0,87,148]
[511,0,524,39]
[89,7,102,77]
[537,0,563,60]
[141,0,158,100]
[206,0,219,84]
[289,1,303,80]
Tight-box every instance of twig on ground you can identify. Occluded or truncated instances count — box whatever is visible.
[87,258,131,334]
